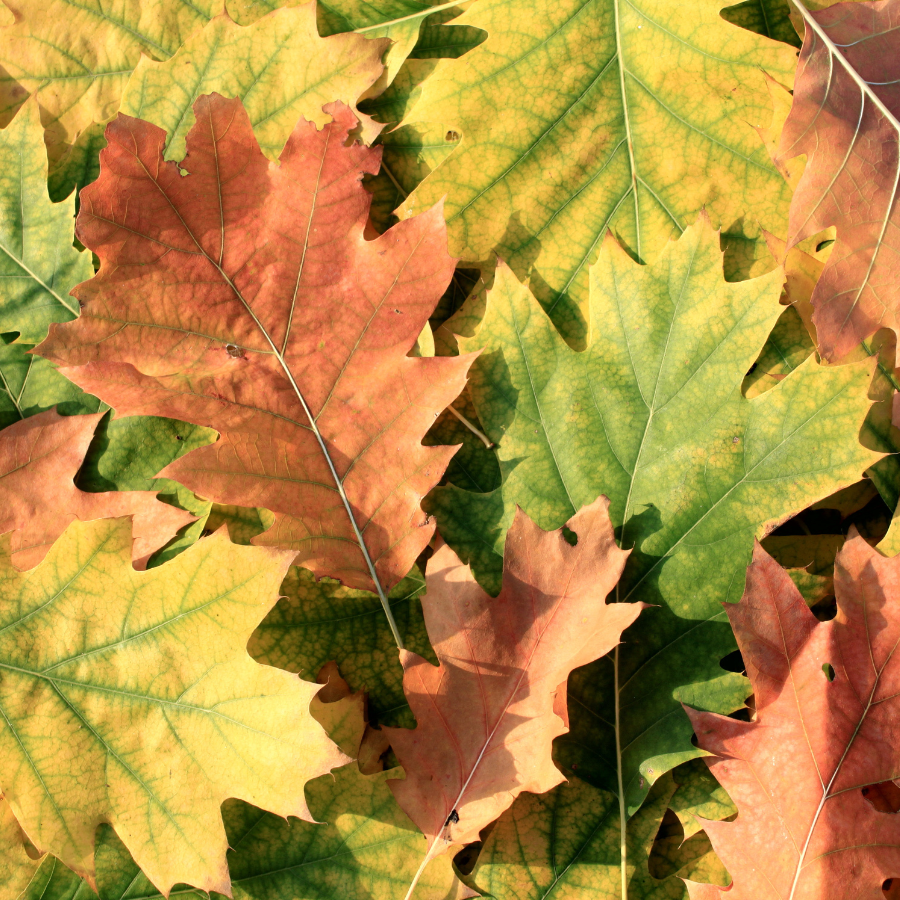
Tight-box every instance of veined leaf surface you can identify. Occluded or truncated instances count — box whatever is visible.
[119,5,388,159]
[387,497,641,896]
[425,219,879,826]
[397,0,798,341]
[0,517,347,896]
[35,95,471,642]
[0,99,91,342]
[687,536,900,898]
[0,410,193,568]
[777,0,900,360]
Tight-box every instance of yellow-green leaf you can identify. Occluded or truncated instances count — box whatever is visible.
[0,518,347,896]
[119,5,388,160]
[397,0,798,342]
[425,218,879,829]
[0,99,91,342]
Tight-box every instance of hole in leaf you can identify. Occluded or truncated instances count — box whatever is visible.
[822,663,835,681]
[863,781,900,813]
[884,878,900,898]
[445,130,460,142]
[816,238,835,252]
[561,526,577,546]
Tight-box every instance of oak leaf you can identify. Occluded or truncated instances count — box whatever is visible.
[0,98,91,342]
[777,0,900,360]
[687,535,900,899]
[35,94,471,618]
[0,516,347,896]
[118,6,388,160]
[386,496,642,895]
[0,409,194,568]
[395,0,798,342]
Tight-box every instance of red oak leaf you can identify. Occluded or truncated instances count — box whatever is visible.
[36,94,471,616]
[686,536,900,899]
[0,409,192,568]
[386,496,643,898]
[777,0,900,360]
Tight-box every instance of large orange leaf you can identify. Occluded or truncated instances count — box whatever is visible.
[386,496,642,897]
[0,409,192,568]
[36,94,471,635]
[777,0,900,360]
[686,536,900,899]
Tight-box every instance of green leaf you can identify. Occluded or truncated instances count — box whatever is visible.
[0,334,101,429]
[396,0,799,343]
[249,565,435,728]
[741,305,814,399]
[469,773,727,899]
[0,99,91,342]
[720,0,800,47]
[119,6,387,161]
[0,517,345,895]
[425,219,879,824]
[668,759,737,841]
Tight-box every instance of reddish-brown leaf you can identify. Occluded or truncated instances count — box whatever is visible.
[386,496,642,895]
[777,0,900,361]
[686,536,900,900]
[0,409,192,568]
[36,94,470,601]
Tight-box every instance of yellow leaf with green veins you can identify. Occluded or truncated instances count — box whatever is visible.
[119,5,388,159]
[425,218,879,831]
[0,517,347,897]
[0,99,91,343]
[397,0,798,342]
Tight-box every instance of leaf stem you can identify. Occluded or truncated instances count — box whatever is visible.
[447,403,493,448]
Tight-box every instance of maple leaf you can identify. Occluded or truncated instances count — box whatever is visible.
[776,0,900,360]
[393,0,798,342]
[386,496,642,896]
[469,772,727,900]
[0,98,92,343]
[118,6,388,161]
[35,94,472,639]
[0,409,194,568]
[0,516,347,896]
[425,217,879,844]
[685,535,900,899]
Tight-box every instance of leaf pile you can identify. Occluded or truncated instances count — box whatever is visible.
[0,0,898,898]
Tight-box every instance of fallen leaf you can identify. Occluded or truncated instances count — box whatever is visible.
[0,98,92,342]
[0,409,194,568]
[386,496,642,895]
[469,773,728,899]
[119,6,388,160]
[396,0,799,342]
[686,535,900,898]
[0,516,346,896]
[777,0,900,360]
[35,95,471,615]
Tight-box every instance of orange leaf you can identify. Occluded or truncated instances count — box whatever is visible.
[0,409,192,568]
[36,94,471,615]
[386,496,642,896]
[686,536,900,899]
[777,0,900,360]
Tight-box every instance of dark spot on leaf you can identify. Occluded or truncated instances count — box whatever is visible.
[445,130,460,142]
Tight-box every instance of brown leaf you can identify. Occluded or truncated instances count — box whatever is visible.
[777,0,900,360]
[386,496,642,895]
[686,536,900,899]
[0,409,192,568]
[36,94,471,607]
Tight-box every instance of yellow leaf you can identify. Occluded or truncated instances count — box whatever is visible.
[0,518,348,897]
